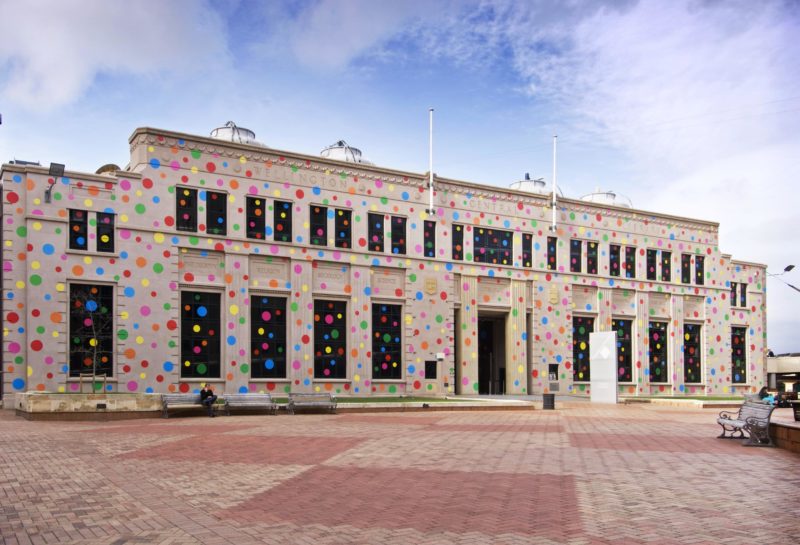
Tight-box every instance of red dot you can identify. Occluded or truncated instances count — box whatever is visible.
[166,320,178,331]
[164,216,175,227]
[206,162,216,173]
[31,340,43,352]
[358,238,367,247]
[301,335,310,344]
[179,383,190,393]
[6,191,19,204]
[295,189,305,199]
[413,380,422,390]
[142,178,154,189]
[7,312,19,324]
[440,291,448,301]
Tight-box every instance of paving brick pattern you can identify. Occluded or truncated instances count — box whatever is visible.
[1,405,798,545]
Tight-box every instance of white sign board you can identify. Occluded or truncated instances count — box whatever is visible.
[589,331,618,404]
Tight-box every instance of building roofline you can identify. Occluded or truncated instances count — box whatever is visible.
[1,162,141,183]
[130,125,714,229]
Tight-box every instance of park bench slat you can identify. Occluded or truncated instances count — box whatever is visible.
[287,392,337,415]
[717,400,776,446]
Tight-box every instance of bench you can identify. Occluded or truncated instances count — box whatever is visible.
[222,393,278,416]
[161,393,221,418]
[287,392,337,415]
[717,400,776,446]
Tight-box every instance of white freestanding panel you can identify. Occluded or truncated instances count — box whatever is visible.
[589,331,618,404]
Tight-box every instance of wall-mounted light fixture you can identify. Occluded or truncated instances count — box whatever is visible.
[44,162,65,203]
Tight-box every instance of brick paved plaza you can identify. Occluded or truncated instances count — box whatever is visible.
[1,404,798,545]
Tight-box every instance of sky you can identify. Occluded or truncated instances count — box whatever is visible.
[1,0,798,352]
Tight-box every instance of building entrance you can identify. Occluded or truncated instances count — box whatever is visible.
[478,314,506,395]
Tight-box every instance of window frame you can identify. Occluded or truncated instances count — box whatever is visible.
[648,320,669,384]
[570,239,582,273]
[452,224,464,260]
[204,189,228,236]
[731,325,747,384]
[371,302,403,381]
[390,215,407,255]
[368,213,385,253]
[313,299,348,380]
[612,317,633,383]
[250,293,288,379]
[180,290,222,379]
[683,322,703,384]
[68,282,115,378]
[609,244,621,277]
[309,205,328,246]
[335,208,352,249]
[176,187,198,232]
[473,227,513,265]
[572,315,595,383]
[424,220,436,258]
[246,196,267,240]
[547,236,558,271]
[273,200,293,243]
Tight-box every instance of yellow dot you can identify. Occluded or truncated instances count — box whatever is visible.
[230,305,239,315]
[136,336,144,345]
[154,233,165,244]
[83,256,92,265]
[140,372,147,379]
[302,284,308,292]
[354,374,361,382]
[193,325,201,333]
[147,146,155,152]
[33,222,42,231]
[239,155,247,164]
[84,199,93,207]
[120,311,129,320]
[191,166,198,174]
[89,338,97,347]
[15,281,25,289]
[31,261,41,270]
[56,283,65,292]
[120,214,129,223]
[141,278,150,287]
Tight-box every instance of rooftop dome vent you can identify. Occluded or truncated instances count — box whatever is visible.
[210,121,264,146]
[320,140,373,165]
[509,172,563,196]
[580,188,632,208]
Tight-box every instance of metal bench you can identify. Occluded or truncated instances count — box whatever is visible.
[222,393,278,416]
[287,392,337,415]
[161,393,221,418]
[717,400,776,446]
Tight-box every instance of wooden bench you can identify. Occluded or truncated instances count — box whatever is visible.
[222,393,278,416]
[161,393,221,418]
[717,400,776,446]
[287,392,337,415]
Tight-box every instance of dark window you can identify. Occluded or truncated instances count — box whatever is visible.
[740,283,747,307]
[648,321,668,383]
[661,251,671,282]
[730,282,737,306]
[368,213,384,252]
[310,205,327,246]
[610,244,620,277]
[250,295,287,379]
[246,197,266,240]
[624,246,636,278]
[683,323,702,384]
[69,209,88,250]
[176,187,197,232]
[572,316,594,382]
[681,254,692,284]
[391,216,407,255]
[695,255,705,285]
[522,233,533,268]
[314,300,347,379]
[646,249,657,281]
[424,220,436,258]
[69,284,114,377]
[612,318,632,382]
[372,303,402,380]
[96,212,115,253]
[570,240,582,273]
[547,236,558,271]
[425,360,437,379]
[205,190,227,236]
[731,326,747,384]
[587,241,598,274]
[273,200,292,242]
[335,209,352,249]
[474,227,513,265]
[452,224,464,260]
[180,291,221,378]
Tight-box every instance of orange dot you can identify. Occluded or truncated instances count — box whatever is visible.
[135,257,147,268]
[72,265,84,276]
[227,373,234,381]
[124,348,136,359]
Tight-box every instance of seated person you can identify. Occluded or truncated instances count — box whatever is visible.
[757,386,775,405]
[200,384,218,417]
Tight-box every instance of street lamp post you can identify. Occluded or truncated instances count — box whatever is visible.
[767,264,799,293]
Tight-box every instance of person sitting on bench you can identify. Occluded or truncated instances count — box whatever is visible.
[200,384,218,417]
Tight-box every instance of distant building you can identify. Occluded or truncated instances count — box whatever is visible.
[0,125,767,404]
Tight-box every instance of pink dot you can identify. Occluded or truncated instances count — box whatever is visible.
[325,315,334,324]
[140,306,151,317]
[119,180,131,191]
[127,381,138,392]
[294,264,303,274]
[292,360,302,370]
[8,342,20,354]
[269,245,279,254]
[461,377,470,386]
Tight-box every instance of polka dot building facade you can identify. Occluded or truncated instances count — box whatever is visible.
[0,127,767,405]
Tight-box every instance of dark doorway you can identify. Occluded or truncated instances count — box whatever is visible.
[478,314,506,395]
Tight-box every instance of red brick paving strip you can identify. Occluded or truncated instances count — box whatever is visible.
[121,435,363,465]
[225,466,580,538]
[569,432,776,455]
[430,423,564,433]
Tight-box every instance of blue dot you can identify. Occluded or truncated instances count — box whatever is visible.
[124,287,135,297]
[163,361,174,371]
[364,286,372,296]
[197,306,207,317]
[239,386,248,393]
[541,317,548,324]
[265,359,275,370]
[85,300,98,312]
[227,335,236,346]
[42,244,55,255]
[149,158,160,169]
[401,191,409,200]
[12,378,24,390]
[408,365,416,374]
[415,291,423,300]
[312,187,321,195]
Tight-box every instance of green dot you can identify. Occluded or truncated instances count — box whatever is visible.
[388,385,397,393]
[380,197,388,205]
[134,203,146,214]
[117,329,129,340]
[473,383,479,391]
[29,274,42,286]
[16,226,27,237]
[331,330,339,339]
[189,236,199,245]
[382,333,391,342]
[36,326,45,334]
[409,273,417,282]
[168,340,177,348]
[290,302,299,312]
[163,303,171,310]
[360,320,368,330]
[191,149,202,160]
[435,315,443,323]
[240,364,250,374]
[196,364,207,375]
[153,263,164,274]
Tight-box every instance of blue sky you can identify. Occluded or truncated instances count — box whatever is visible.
[1,0,799,352]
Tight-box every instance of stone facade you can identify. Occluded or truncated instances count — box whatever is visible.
[1,127,767,405]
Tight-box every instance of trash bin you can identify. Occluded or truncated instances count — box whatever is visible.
[542,393,555,410]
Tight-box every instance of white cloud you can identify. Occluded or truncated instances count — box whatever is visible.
[0,0,229,110]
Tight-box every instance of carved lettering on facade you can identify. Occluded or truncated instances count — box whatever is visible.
[179,250,224,284]
[313,263,349,293]
[249,257,289,288]
[478,277,511,307]
[371,269,405,298]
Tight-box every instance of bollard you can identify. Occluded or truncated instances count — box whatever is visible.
[542,393,555,410]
